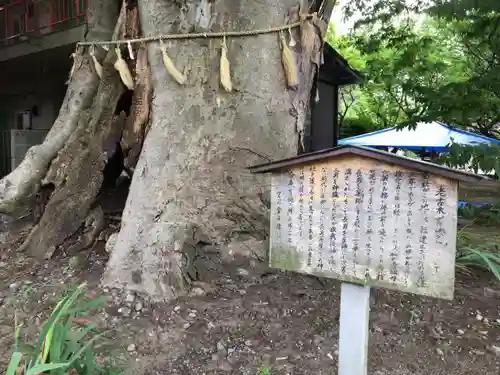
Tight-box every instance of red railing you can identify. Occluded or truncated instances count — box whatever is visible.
[0,0,87,45]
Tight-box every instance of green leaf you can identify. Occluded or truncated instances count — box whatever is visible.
[66,296,106,316]
[11,281,119,375]
[6,352,23,375]
[457,246,500,282]
[84,346,98,375]
[25,362,69,375]
[66,331,107,365]
[39,284,87,362]
[17,343,36,355]
[49,322,64,363]
[68,323,99,343]
[62,333,83,361]
[28,283,87,366]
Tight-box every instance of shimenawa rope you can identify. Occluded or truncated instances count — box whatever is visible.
[70,14,318,92]
[76,14,316,46]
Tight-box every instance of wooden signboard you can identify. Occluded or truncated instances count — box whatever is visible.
[250,145,481,299]
[269,155,457,299]
[250,145,482,375]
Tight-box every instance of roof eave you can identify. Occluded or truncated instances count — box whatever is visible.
[248,145,484,183]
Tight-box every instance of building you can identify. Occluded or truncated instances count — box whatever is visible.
[305,43,362,153]
[0,0,86,177]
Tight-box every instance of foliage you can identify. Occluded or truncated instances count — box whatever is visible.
[5,283,121,375]
[337,0,500,169]
[440,143,500,176]
[327,15,469,137]
[256,366,271,375]
[456,230,500,281]
[334,0,500,280]
[458,204,500,225]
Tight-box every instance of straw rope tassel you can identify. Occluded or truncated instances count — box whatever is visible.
[280,31,298,90]
[288,27,297,47]
[90,45,103,79]
[114,47,135,90]
[159,40,187,85]
[71,13,320,92]
[220,35,232,92]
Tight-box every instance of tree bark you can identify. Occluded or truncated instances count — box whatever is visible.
[0,1,121,218]
[22,3,129,260]
[119,1,153,172]
[120,46,152,172]
[103,0,330,300]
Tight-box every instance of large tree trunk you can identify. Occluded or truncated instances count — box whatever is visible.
[0,1,120,218]
[12,0,156,260]
[20,1,130,259]
[103,0,330,300]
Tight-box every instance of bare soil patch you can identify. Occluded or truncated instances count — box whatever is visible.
[1,229,499,375]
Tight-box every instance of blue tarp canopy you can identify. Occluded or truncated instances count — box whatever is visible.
[338,121,500,152]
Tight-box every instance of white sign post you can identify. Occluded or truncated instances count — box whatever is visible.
[338,283,370,375]
[249,145,481,375]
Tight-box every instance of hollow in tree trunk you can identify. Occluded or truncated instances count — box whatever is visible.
[103,0,331,300]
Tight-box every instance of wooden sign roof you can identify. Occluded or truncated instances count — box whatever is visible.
[249,145,483,183]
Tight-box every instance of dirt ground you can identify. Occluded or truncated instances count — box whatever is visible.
[1,229,500,375]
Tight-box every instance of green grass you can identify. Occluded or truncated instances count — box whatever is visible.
[257,366,271,375]
[5,283,122,375]
[456,228,500,281]
[311,315,331,334]
[458,204,500,226]
[455,203,500,281]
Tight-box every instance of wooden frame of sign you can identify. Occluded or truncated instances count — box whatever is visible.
[249,145,482,375]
